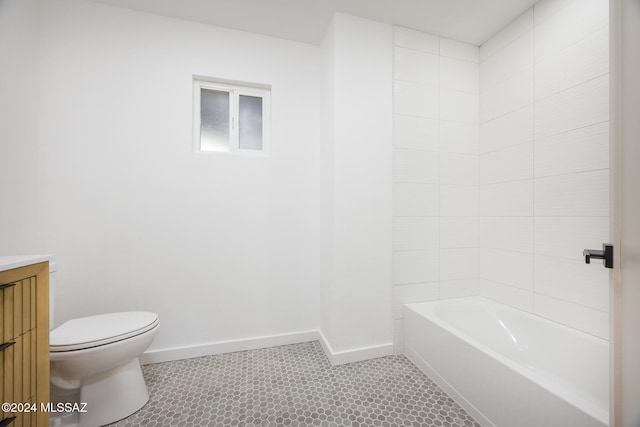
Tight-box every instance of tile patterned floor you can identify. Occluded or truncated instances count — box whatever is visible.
[107,341,479,427]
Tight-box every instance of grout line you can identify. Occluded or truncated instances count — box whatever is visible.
[532,72,610,103]
[436,41,442,300]
[479,119,609,157]
[478,103,533,127]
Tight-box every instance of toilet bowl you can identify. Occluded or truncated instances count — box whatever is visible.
[48,265,160,426]
[50,312,159,427]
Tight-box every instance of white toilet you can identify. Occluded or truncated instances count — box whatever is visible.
[49,266,159,427]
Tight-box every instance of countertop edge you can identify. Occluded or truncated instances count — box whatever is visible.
[0,255,55,273]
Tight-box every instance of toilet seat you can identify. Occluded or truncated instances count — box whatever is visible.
[50,311,159,352]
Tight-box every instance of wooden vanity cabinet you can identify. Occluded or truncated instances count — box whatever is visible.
[0,262,49,427]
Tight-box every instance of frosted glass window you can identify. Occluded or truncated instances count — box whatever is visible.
[238,95,263,151]
[194,77,270,155]
[200,89,230,152]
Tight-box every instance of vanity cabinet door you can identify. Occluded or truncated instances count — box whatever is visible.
[0,263,49,427]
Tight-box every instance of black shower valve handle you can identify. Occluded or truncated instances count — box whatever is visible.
[583,244,613,269]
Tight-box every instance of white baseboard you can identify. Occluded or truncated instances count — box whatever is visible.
[317,330,394,365]
[140,329,393,367]
[139,330,319,365]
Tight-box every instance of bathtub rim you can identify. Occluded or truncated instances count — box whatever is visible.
[404,296,609,425]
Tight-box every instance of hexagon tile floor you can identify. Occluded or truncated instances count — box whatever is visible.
[106,341,480,427]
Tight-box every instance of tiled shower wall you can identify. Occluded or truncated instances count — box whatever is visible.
[393,0,610,351]
[478,0,610,339]
[392,27,480,353]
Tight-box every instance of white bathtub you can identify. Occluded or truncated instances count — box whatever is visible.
[403,297,608,427]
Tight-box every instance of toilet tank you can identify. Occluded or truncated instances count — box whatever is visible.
[49,261,57,330]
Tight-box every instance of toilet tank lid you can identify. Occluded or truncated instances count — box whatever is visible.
[50,311,158,351]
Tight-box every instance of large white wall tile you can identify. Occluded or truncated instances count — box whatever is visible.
[480,68,533,123]
[480,180,533,217]
[394,149,439,183]
[393,282,439,318]
[480,248,533,290]
[440,121,478,154]
[393,217,439,251]
[534,216,609,260]
[440,57,479,93]
[440,152,478,185]
[394,47,439,86]
[481,31,533,91]
[534,0,609,63]
[535,28,608,100]
[440,38,479,63]
[391,26,486,320]
[440,248,478,280]
[534,255,609,311]
[479,279,533,312]
[534,122,609,178]
[393,249,439,285]
[480,142,533,184]
[533,0,585,27]
[441,89,479,123]
[534,294,608,339]
[394,26,439,54]
[440,185,479,217]
[394,81,439,118]
[477,0,610,341]
[440,217,479,248]
[480,217,533,253]
[440,278,478,298]
[394,114,439,151]
[480,8,533,63]
[393,183,439,217]
[480,105,534,154]
[534,170,609,217]
[534,74,609,140]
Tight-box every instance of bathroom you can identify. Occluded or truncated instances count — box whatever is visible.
[1,0,639,425]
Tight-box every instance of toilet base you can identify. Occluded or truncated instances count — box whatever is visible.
[77,358,149,427]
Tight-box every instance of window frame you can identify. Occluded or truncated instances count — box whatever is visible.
[193,77,271,156]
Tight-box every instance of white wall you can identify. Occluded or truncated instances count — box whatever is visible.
[0,0,40,253]
[320,13,394,362]
[479,0,610,338]
[392,27,480,353]
[7,0,610,364]
[37,0,322,356]
[1,0,394,364]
